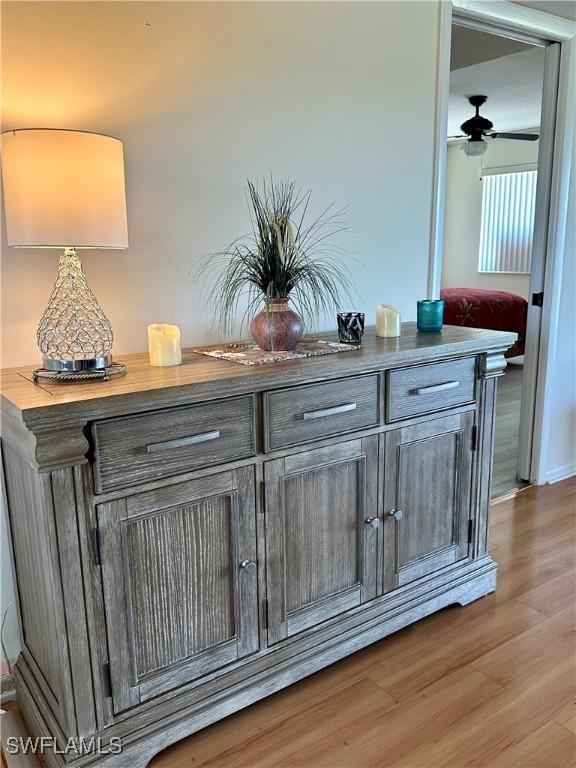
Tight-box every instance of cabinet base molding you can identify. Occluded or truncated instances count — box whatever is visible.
[14,558,497,768]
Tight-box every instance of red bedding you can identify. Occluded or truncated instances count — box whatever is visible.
[440,288,527,358]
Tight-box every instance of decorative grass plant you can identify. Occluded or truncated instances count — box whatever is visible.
[202,178,353,334]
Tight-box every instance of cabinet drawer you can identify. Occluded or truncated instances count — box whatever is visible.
[264,374,380,451]
[386,357,476,422]
[92,395,256,492]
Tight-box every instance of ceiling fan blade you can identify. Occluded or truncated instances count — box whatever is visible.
[490,132,539,141]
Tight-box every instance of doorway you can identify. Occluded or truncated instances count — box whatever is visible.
[442,24,545,497]
[429,2,574,496]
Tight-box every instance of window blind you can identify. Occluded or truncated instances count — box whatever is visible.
[478,169,537,274]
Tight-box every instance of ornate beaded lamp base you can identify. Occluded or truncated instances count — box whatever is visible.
[33,248,126,383]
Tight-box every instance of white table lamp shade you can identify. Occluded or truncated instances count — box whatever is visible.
[1,129,128,248]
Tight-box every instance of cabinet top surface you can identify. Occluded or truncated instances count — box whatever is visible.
[1,324,516,427]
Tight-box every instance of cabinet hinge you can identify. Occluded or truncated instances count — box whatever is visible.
[468,519,474,544]
[532,291,544,307]
[92,527,102,567]
[471,425,478,452]
[102,662,112,699]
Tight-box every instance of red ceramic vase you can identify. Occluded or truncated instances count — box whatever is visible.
[250,298,304,352]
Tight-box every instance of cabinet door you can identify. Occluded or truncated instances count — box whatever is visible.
[265,436,379,645]
[382,412,474,591]
[97,466,258,713]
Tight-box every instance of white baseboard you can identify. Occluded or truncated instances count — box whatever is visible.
[546,463,576,484]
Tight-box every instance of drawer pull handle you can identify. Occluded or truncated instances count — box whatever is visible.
[413,381,460,395]
[303,402,357,421]
[365,517,380,529]
[240,560,257,574]
[389,508,404,522]
[145,430,221,454]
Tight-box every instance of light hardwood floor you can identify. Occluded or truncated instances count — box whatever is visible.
[151,479,575,768]
[492,363,528,499]
[4,480,575,767]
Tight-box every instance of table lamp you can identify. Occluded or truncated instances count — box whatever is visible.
[1,128,129,381]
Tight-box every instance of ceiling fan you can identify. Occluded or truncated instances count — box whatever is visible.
[450,95,539,156]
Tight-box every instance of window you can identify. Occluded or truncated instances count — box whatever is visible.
[478,168,537,274]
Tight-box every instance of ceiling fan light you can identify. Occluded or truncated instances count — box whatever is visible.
[464,139,488,157]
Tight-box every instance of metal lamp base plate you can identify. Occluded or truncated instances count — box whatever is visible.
[42,356,114,372]
[33,362,126,383]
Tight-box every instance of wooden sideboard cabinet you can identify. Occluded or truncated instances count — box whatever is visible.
[0,325,515,768]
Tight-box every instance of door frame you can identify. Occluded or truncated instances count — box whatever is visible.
[427,0,575,485]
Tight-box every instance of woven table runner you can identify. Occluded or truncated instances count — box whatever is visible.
[191,338,361,366]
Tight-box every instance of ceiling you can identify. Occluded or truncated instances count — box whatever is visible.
[451,27,532,71]
[448,33,545,138]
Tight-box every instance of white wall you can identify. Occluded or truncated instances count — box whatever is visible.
[545,128,576,481]
[1,0,441,367]
[441,136,541,299]
[512,1,576,21]
[0,0,443,669]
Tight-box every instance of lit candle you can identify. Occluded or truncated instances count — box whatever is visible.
[376,305,401,337]
[147,324,182,366]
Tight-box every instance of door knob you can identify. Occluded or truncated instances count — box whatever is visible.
[240,559,257,573]
[365,517,380,529]
[389,509,404,521]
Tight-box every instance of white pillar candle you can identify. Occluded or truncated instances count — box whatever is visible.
[147,324,182,366]
[375,305,401,338]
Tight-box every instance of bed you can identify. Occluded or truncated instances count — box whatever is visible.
[440,287,528,358]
